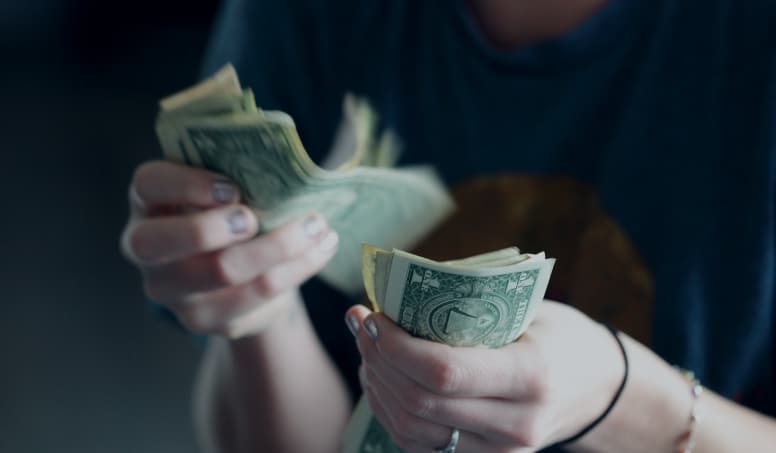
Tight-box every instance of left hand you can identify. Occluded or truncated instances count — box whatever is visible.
[346,301,625,453]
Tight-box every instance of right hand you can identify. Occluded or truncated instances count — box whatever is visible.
[120,161,339,338]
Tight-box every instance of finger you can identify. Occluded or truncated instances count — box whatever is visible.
[169,231,338,312]
[170,282,294,336]
[131,160,239,214]
[360,365,430,453]
[249,229,338,299]
[142,213,334,298]
[346,304,373,349]
[373,361,541,447]
[168,236,338,335]
[360,313,546,399]
[362,382,432,453]
[354,317,530,446]
[168,284,300,338]
[362,364,494,452]
[124,205,257,265]
[349,308,550,449]
[360,367,406,446]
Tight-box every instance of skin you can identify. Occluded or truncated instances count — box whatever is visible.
[121,161,350,452]
[465,0,608,49]
[123,163,776,453]
[121,2,776,452]
[347,305,776,453]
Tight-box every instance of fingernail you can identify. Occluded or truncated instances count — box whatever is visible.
[226,209,249,234]
[318,231,339,252]
[212,181,238,203]
[303,214,326,238]
[346,314,360,337]
[364,318,378,341]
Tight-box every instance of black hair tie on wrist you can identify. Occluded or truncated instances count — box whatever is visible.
[551,323,629,448]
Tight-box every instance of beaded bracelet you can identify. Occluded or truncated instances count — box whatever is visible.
[674,368,703,453]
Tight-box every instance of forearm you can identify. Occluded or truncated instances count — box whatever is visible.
[193,294,352,453]
[571,333,776,452]
[695,387,776,451]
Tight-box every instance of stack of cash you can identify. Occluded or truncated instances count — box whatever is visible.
[154,66,556,453]
[154,65,454,295]
[344,245,555,452]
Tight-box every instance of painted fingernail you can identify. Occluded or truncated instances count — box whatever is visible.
[346,314,360,337]
[212,181,238,203]
[364,318,378,341]
[226,209,249,234]
[303,214,326,238]
[318,231,339,252]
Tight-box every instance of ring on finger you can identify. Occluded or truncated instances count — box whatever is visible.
[433,427,460,453]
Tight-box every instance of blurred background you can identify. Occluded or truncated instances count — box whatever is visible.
[1,1,224,451]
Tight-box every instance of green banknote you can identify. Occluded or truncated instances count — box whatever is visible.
[154,65,454,295]
[344,245,555,452]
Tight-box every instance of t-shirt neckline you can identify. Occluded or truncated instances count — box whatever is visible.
[455,0,656,71]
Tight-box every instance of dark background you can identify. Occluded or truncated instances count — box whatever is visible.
[1,1,224,451]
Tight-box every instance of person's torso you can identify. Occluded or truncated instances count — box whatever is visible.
[206,0,776,413]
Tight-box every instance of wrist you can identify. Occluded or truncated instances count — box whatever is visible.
[672,368,703,453]
[552,324,629,447]
[225,289,304,341]
[568,335,692,453]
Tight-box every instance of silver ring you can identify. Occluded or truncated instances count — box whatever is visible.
[433,427,460,453]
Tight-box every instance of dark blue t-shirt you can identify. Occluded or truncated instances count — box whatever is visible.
[203,0,776,419]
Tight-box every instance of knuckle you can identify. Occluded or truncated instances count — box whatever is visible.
[525,365,549,400]
[360,342,380,365]
[269,229,299,261]
[125,223,155,263]
[175,305,212,333]
[183,175,209,203]
[517,347,549,401]
[254,273,282,299]
[391,413,414,436]
[132,161,157,191]
[507,416,543,448]
[401,388,436,419]
[211,251,241,286]
[142,277,165,302]
[183,217,213,250]
[427,358,464,395]
[209,319,242,338]
[222,322,245,339]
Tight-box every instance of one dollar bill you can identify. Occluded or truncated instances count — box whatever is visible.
[154,65,455,295]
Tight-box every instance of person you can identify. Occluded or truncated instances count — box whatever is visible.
[121,0,776,452]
